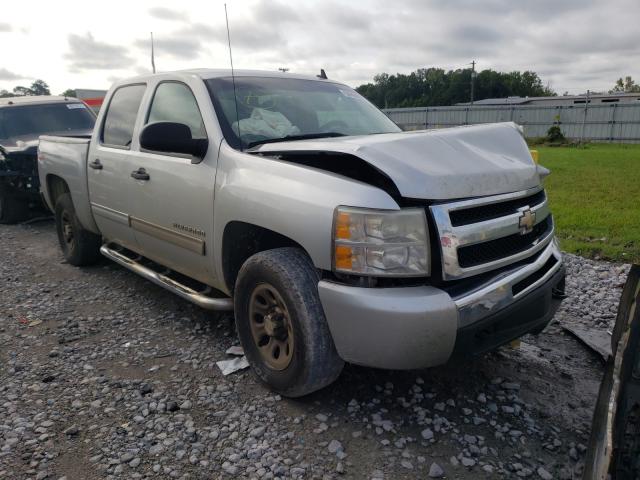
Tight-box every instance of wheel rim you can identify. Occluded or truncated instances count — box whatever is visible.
[248,283,294,371]
[61,211,75,253]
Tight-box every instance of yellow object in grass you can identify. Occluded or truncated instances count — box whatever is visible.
[529,149,539,164]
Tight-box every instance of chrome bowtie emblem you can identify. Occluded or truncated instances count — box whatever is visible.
[518,207,536,235]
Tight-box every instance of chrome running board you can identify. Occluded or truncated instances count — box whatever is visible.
[100,244,233,311]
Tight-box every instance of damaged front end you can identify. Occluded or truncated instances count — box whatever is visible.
[0,143,41,223]
[251,150,402,202]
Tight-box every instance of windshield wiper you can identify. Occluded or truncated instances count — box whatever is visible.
[246,132,346,149]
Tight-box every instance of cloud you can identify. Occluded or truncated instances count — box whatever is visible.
[0,68,24,80]
[138,10,289,62]
[149,7,188,21]
[135,35,203,60]
[223,24,287,50]
[246,0,637,93]
[65,33,135,71]
[198,15,289,50]
[451,24,505,44]
[419,0,592,19]
[188,23,218,37]
[133,20,221,62]
[134,66,152,76]
[107,75,123,84]
[321,3,370,31]
[3,0,635,96]
[253,1,300,23]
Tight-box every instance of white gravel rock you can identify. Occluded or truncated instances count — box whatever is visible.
[421,428,434,440]
[537,466,553,479]
[328,439,343,454]
[428,462,445,477]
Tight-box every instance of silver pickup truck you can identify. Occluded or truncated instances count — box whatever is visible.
[38,69,565,396]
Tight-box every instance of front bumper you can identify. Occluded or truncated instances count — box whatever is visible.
[318,240,565,369]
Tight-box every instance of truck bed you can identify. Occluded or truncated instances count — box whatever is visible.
[38,135,98,233]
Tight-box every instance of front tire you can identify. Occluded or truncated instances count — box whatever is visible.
[55,193,101,266]
[234,248,344,397]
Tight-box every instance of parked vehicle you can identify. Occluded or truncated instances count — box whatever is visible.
[0,96,95,223]
[38,70,565,396]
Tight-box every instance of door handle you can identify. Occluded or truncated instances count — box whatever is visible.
[131,168,150,181]
[89,159,103,170]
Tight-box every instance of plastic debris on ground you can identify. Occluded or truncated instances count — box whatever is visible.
[561,323,612,362]
[217,356,250,376]
[225,345,244,356]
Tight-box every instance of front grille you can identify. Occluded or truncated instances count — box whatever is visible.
[430,187,555,280]
[458,216,553,268]
[450,190,546,226]
[511,255,559,296]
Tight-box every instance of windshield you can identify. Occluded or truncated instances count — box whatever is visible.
[205,76,401,149]
[0,102,96,146]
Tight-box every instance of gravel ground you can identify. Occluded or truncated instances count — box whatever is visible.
[557,253,630,331]
[0,220,630,480]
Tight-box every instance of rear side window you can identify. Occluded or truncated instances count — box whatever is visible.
[102,84,146,147]
[147,82,206,139]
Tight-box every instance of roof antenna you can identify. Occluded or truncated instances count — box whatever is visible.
[317,69,327,79]
[150,32,156,74]
[224,3,242,151]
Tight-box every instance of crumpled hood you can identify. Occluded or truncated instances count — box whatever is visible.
[253,122,540,200]
[2,139,39,153]
[0,140,38,163]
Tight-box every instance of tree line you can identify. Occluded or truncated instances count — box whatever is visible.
[356,69,640,108]
[610,76,640,93]
[0,80,77,98]
[355,68,556,108]
[0,79,51,98]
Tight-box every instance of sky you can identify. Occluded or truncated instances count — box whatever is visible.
[1,0,638,96]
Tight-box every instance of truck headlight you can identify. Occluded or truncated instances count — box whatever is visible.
[332,206,430,277]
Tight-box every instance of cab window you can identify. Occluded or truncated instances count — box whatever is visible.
[147,82,206,140]
[101,84,146,148]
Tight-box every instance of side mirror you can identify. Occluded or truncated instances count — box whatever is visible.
[139,122,208,163]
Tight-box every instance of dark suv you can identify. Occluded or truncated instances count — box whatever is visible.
[0,95,95,223]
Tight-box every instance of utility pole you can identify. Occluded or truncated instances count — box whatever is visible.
[150,32,156,74]
[580,89,590,145]
[470,60,476,105]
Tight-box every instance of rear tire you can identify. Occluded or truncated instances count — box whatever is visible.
[0,188,29,224]
[234,248,344,397]
[55,193,101,266]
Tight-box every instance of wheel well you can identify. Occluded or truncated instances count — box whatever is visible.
[46,175,70,207]
[222,222,308,293]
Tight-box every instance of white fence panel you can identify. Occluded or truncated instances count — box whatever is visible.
[384,103,640,142]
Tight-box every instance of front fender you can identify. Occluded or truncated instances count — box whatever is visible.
[213,143,399,280]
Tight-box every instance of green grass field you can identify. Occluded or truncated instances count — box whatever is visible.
[537,144,640,264]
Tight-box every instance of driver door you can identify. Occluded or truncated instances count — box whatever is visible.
[127,81,218,285]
